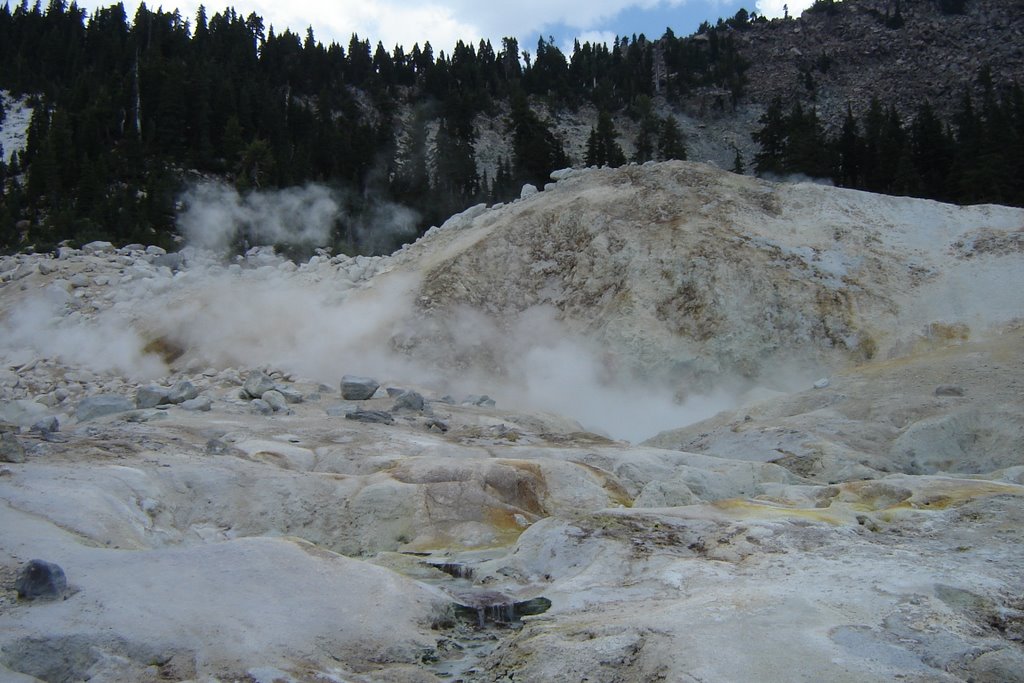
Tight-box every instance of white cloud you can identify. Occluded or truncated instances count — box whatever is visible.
[755,0,815,19]
[73,1,709,51]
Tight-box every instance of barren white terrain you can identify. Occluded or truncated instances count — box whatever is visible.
[1,162,1023,682]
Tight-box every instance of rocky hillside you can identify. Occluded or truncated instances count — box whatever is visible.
[735,0,1024,129]
[1,162,1023,680]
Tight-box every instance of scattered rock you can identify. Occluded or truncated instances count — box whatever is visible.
[935,384,965,397]
[325,404,356,417]
[15,559,67,600]
[206,438,230,454]
[261,390,288,413]
[30,416,60,435]
[462,394,496,407]
[392,391,425,412]
[345,409,394,425]
[813,378,831,389]
[124,410,168,423]
[251,399,273,415]
[166,380,199,404]
[81,240,113,254]
[243,372,277,399]
[180,396,213,412]
[967,648,1024,683]
[0,431,26,463]
[425,418,449,433]
[520,184,538,198]
[341,375,379,400]
[135,385,172,409]
[275,386,304,404]
[76,395,133,422]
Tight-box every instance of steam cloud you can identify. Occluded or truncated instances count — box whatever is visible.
[178,181,341,253]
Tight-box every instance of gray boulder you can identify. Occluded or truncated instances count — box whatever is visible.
[392,391,425,412]
[15,559,67,600]
[0,432,26,463]
[135,385,171,408]
[251,399,273,415]
[341,375,379,400]
[243,372,277,399]
[345,409,394,425]
[30,416,60,435]
[462,394,496,407]
[935,385,965,397]
[275,386,305,404]
[166,380,199,404]
[81,240,113,254]
[261,390,288,413]
[76,395,133,422]
[179,396,213,412]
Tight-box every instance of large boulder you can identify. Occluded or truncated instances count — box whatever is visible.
[243,372,276,399]
[0,431,26,463]
[76,395,133,422]
[15,560,67,600]
[341,375,379,400]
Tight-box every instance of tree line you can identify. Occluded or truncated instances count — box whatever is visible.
[0,1,750,252]
[751,68,1024,207]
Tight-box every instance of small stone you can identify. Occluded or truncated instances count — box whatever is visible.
[261,390,288,413]
[30,416,60,435]
[180,396,213,412]
[76,395,133,422]
[251,399,273,415]
[16,560,67,600]
[145,245,167,256]
[69,273,90,288]
[392,391,425,412]
[520,184,539,198]
[37,260,58,275]
[325,404,356,417]
[341,375,380,400]
[136,384,172,408]
[345,409,394,425]
[935,385,965,397]
[462,394,496,407]
[813,378,830,389]
[426,418,450,433]
[243,372,277,399]
[166,380,199,404]
[0,431,26,463]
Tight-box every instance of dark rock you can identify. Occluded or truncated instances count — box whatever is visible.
[392,391,425,412]
[345,409,394,425]
[462,394,496,407]
[935,385,965,397]
[426,418,450,433]
[135,385,171,409]
[15,559,67,600]
[30,416,60,435]
[1,431,27,463]
[341,375,380,400]
[166,380,199,404]
[76,395,133,422]
[438,395,457,405]
[243,372,276,399]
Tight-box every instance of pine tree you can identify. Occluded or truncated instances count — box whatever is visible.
[658,116,686,161]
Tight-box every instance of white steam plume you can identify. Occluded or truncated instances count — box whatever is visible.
[178,181,341,253]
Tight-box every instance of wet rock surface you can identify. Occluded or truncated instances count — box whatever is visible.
[0,163,1022,681]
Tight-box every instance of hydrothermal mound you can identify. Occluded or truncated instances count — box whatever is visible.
[1,162,1022,682]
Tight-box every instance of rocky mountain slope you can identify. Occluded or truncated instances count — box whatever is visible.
[1,161,1023,681]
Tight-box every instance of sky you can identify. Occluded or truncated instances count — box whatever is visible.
[45,0,815,53]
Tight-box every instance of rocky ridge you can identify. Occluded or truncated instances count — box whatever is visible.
[0,161,1023,681]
